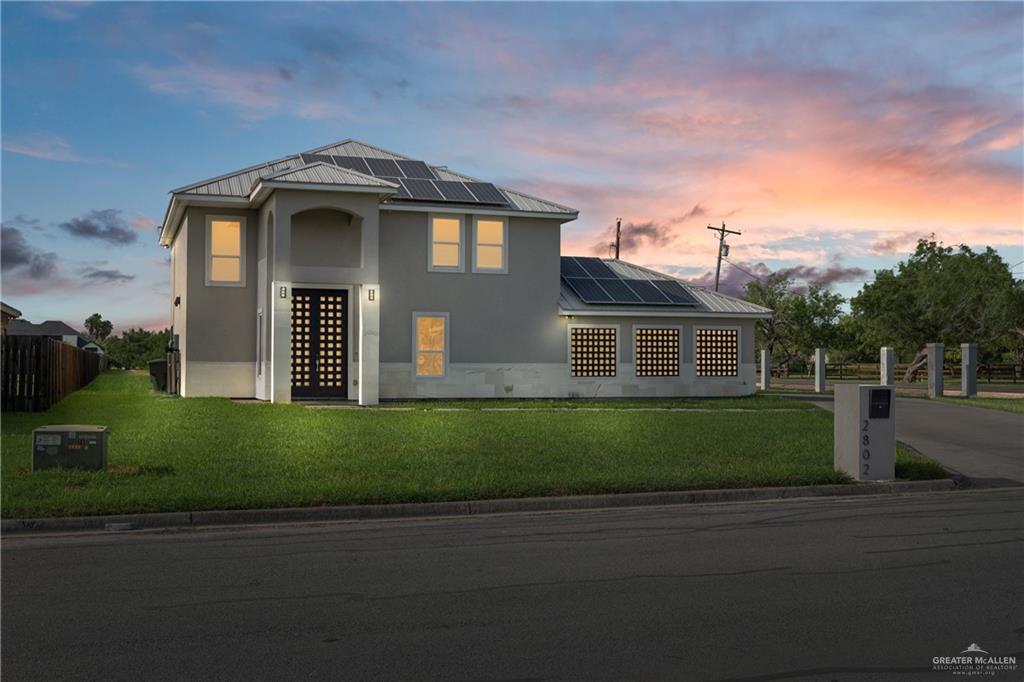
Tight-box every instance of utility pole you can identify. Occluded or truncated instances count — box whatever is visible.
[707,222,741,292]
[614,217,622,259]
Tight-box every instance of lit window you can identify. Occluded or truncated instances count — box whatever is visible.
[570,327,617,377]
[695,328,738,377]
[206,216,245,285]
[473,217,507,272]
[429,215,463,271]
[635,328,679,377]
[415,313,447,377]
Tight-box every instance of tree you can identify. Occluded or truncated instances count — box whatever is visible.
[104,328,171,369]
[84,313,113,342]
[850,239,1020,381]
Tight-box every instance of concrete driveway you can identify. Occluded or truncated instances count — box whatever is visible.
[786,394,1024,486]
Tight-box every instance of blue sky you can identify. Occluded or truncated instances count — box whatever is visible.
[2,1,1022,331]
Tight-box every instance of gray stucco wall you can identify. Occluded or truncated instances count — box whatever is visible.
[292,208,361,269]
[183,206,259,362]
[378,210,564,364]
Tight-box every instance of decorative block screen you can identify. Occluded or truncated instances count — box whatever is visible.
[635,328,680,377]
[695,328,739,377]
[291,292,312,388]
[570,327,617,377]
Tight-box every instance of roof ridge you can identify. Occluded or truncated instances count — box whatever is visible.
[304,138,415,161]
[170,154,301,194]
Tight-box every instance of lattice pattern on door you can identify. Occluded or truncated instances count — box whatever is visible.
[317,294,345,389]
[635,327,679,377]
[695,327,739,377]
[570,327,617,377]
[291,292,312,388]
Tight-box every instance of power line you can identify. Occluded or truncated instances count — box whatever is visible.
[706,222,742,292]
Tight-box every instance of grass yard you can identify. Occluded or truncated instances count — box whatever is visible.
[1,373,946,519]
[935,396,1024,415]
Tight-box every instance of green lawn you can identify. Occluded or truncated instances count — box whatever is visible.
[1,373,946,519]
[381,395,816,410]
[935,396,1024,415]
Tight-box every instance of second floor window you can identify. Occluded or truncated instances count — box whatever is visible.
[207,216,245,286]
[473,217,507,273]
[429,215,463,272]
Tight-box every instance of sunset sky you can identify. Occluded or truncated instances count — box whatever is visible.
[2,2,1022,332]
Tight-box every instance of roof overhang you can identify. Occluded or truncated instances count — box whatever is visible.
[558,307,772,319]
[159,194,250,247]
[382,203,578,223]
[248,180,397,205]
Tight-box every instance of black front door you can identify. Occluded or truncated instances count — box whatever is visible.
[291,289,349,399]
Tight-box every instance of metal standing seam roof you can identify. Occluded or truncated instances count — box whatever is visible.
[168,139,578,216]
[260,162,399,189]
[559,259,772,317]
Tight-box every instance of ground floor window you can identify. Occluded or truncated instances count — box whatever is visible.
[570,326,617,377]
[635,327,679,377]
[415,313,448,377]
[695,327,739,377]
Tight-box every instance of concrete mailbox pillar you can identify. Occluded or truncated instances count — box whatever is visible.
[960,343,977,398]
[760,349,771,390]
[927,343,944,398]
[814,348,826,393]
[880,347,895,385]
[834,384,895,481]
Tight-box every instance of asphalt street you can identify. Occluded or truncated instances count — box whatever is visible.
[785,394,1024,486]
[3,488,1022,681]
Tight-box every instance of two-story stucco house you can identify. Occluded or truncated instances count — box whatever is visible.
[159,139,770,404]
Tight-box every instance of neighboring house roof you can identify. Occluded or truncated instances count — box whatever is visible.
[558,258,772,318]
[162,138,578,244]
[6,319,102,347]
[1,302,22,318]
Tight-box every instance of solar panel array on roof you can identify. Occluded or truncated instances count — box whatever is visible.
[560,257,699,306]
[278,153,509,207]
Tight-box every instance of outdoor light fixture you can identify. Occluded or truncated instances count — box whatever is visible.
[174,296,181,307]
[368,288,375,301]
[279,286,288,299]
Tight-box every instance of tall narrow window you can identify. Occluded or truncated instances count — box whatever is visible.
[429,215,463,271]
[473,217,507,273]
[206,216,245,286]
[415,313,448,377]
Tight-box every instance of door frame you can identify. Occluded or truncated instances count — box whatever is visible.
[290,283,355,399]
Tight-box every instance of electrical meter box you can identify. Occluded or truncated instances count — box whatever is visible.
[32,425,108,471]
[834,385,895,481]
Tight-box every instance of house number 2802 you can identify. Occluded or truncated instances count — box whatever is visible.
[861,419,871,476]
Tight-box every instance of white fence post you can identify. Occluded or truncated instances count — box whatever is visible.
[960,343,977,398]
[927,343,944,398]
[814,348,826,393]
[760,349,771,390]
[880,347,895,385]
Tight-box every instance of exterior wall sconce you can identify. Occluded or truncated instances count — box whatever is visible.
[279,286,288,299]
[368,288,376,301]
[174,296,181,307]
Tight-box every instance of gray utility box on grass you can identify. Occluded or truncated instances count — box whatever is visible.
[834,385,895,481]
[32,425,108,471]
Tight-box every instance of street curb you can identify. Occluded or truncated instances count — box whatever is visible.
[1,479,957,535]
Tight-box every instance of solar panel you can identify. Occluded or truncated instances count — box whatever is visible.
[465,182,508,205]
[401,178,444,201]
[576,257,617,278]
[332,155,371,175]
[624,279,672,303]
[380,177,411,199]
[595,278,642,303]
[564,277,613,303]
[396,160,436,180]
[301,153,336,165]
[560,257,588,278]
[365,157,402,177]
[434,180,477,203]
[652,280,699,305]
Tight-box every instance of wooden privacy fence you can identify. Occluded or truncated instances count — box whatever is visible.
[1,336,108,412]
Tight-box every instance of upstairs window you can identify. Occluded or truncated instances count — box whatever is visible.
[206,216,245,286]
[695,327,739,377]
[415,313,448,377]
[429,215,463,272]
[473,217,507,273]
